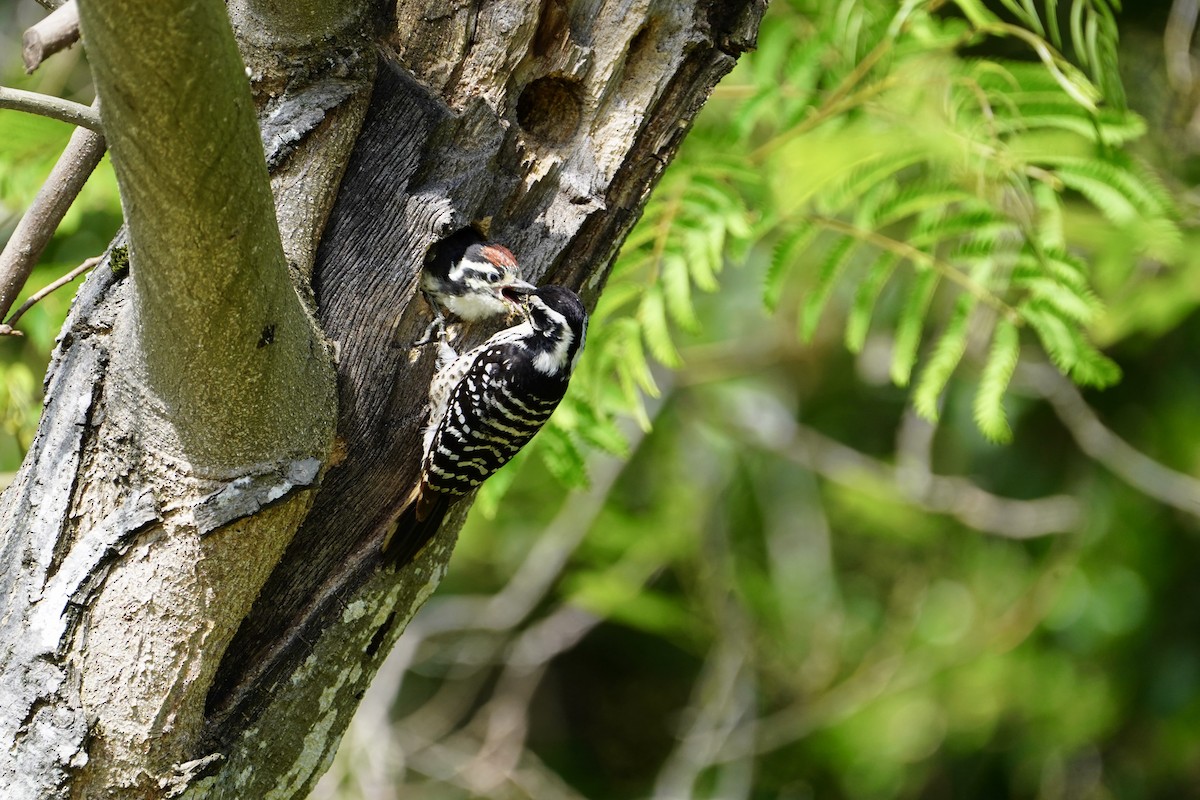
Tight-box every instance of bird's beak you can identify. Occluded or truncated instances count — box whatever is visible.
[501,279,536,306]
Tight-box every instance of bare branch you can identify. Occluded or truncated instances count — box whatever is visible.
[1166,0,1199,90]
[0,86,101,131]
[1019,363,1200,518]
[0,122,105,322]
[722,390,1081,538]
[654,623,757,799]
[460,606,601,795]
[22,1,81,74]
[0,256,100,336]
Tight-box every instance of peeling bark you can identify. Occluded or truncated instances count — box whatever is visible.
[0,0,766,797]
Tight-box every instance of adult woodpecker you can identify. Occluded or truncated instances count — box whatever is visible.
[384,285,588,567]
[417,229,535,343]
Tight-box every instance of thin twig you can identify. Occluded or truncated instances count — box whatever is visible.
[0,256,100,336]
[22,1,81,75]
[463,606,601,795]
[1019,363,1200,518]
[0,86,102,132]
[809,215,1024,324]
[0,120,105,323]
[721,390,1080,538]
[654,603,756,799]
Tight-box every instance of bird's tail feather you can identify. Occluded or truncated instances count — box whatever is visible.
[381,491,452,570]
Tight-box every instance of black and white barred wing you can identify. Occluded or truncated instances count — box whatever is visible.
[418,342,562,514]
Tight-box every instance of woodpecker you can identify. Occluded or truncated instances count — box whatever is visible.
[418,229,535,343]
[384,285,589,567]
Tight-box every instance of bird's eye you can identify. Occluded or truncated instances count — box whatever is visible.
[486,272,500,283]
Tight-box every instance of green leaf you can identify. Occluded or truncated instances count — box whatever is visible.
[854,178,900,228]
[871,184,976,228]
[623,326,659,397]
[909,208,1013,250]
[539,425,589,489]
[574,403,630,457]
[1068,346,1122,388]
[973,318,1020,442]
[996,0,1042,34]
[1046,157,1172,223]
[818,150,928,217]
[684,229,721,293]
[1023,247,1088,289]
[800,236,858,342]
[661,252,700,333]
[639,286,682,368]
[1014,275,1098,323]
[594,283,647,327]
[993,102,1143,142]
[609,317,659,427]
[913,293,976,421]
[1045,0,1062,48]
[1032,180,1065,249]
[891,269,940,387]
[845,251,899,353]
[1020,299,1118,385]
[765,222,816,312]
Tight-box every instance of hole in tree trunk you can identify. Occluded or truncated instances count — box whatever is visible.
[516,75,583,145]
[424,226,487,271]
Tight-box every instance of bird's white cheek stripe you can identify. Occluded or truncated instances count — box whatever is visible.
[532,306,573,376]
[447,259,492,284]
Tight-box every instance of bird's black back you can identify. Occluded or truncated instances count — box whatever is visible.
[422,335,568,501]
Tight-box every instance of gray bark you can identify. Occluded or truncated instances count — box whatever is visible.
[0,0,766,797]
[78,0,339,467]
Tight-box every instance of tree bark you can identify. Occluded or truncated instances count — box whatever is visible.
[0,0,766,797]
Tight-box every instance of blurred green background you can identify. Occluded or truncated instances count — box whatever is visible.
[5,1,1200,798]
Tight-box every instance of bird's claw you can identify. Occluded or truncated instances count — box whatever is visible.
[413,293,448,348]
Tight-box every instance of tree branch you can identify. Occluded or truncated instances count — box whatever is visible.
[1019,363,1200,517]
[0,121,104,322]
[228,0,375,47]
[22,1,81,74]
[0,86,101,131]
[721,389,1081,538]
[0,255,100,335]
[77,0,336,468]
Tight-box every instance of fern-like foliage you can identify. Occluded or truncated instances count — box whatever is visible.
[728,0,1172,443]
[486,0,1174,504]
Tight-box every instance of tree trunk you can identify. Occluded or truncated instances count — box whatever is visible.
[0,0,766,797]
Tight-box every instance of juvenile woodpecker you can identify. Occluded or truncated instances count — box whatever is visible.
[385,285,589,566]
[419,229,535,341]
